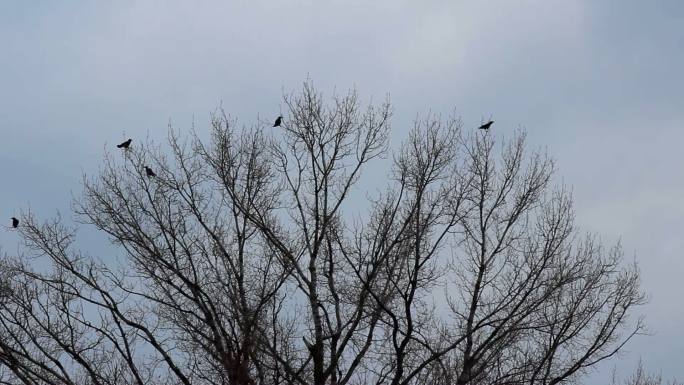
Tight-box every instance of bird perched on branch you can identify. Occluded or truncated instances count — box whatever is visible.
[478,120,494,130]
[11,217,18,228]
[273,116,283,127]
[117,139,132,149]
[145,166,156,177]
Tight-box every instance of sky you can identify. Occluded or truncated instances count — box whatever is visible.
[1,1,683,383]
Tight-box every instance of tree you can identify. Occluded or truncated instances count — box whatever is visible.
[611,361,683,385]
[0,81,645,385]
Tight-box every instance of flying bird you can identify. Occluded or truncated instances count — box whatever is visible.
[478,120,494,130]
[273,116,283,127]
[117,139,132,149]
[11,217,18,228]
[145,166,156,177]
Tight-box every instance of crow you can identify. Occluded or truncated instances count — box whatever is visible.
[478,120,494,130]
[11,217,18,228]
[117,139,132,149]
[273,116,283,127]
[145,166,156,177]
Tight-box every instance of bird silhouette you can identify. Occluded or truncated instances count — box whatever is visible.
[145,166,156,177]
[11,217,18,228]
[478,121,494,130]
[273,116,283,127]
[117,139,132,149]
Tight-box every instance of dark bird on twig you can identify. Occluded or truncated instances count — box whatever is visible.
[145,166,156,177]
[11,217,18,228]
[273,116,283,127]
[478,121,494,130]
[117,139,132,149]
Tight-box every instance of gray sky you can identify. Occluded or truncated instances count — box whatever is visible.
[1,1,683,382]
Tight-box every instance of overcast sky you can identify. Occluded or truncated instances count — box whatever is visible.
[1,1,683,383]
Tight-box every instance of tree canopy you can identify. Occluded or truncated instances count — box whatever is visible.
[0,82,645,385]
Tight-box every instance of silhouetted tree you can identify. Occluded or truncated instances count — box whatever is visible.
[0,81,645,385]
[611,361,683,385]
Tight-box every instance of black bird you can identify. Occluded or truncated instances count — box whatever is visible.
[145,166,156,177]
[273,116,283,127]
[478,120,494,130]
[11,217,18,228]
[117,139,132,149]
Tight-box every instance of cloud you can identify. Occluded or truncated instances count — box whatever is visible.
[1,1,683,382]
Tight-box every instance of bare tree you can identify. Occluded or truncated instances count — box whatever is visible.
[0,81,645,385]
[611,361,683,385]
